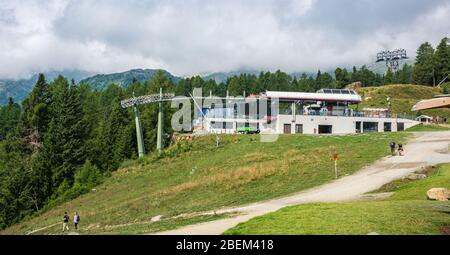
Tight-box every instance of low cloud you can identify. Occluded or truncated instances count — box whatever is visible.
[0,0,449,79]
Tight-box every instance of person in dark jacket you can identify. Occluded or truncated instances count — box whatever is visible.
[398,143,404,156]
[63,212,70,232]
[390,141,396,156]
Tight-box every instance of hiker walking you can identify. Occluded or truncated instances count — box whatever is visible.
[74,212,80,230]
[63,212,70,232]
[390,141,396,156]
[398,143,404,156]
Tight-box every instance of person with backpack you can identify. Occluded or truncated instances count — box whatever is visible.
[74,212,80,230]
[390,141,396,156]
[63,212,70,232]
[398,143,404,156]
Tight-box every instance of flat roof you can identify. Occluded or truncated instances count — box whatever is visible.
[263,90,362,103]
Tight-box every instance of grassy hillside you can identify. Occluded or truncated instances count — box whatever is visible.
[356,84,450,119]
[1,132,408,235]
[225,164,450,235]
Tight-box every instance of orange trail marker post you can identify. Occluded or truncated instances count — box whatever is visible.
[330,153,339,179]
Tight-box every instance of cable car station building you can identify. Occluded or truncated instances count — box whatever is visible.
[196,89,419,135]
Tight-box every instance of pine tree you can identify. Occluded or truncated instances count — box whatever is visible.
[394,64,413,84]
[38,77,88,191]
[434,37,450,85]
[148,70,175,94]
[21,73,51,153]
[96,98,132,171]
[384,68,394,84]
[59,85,88,180]
[413,42,435,85]
[315,71,335,90]
[335,68,351,88]
[0,97,21,141]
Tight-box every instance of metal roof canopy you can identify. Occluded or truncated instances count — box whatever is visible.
[263,90,362,103]
[411,96,450,111]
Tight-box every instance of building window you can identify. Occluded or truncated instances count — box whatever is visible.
[318,125,332,134]
[363,122,378,133]
[355,121,361,133]
[384,122,392,132]
[295,124,303,134]
[397,122,405,131]
[283,124,291,134]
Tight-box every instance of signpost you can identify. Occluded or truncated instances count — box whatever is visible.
[330,153,339,179]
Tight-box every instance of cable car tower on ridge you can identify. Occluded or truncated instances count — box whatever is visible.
[376,49,408,71]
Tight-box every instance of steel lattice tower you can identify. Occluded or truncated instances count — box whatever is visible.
[376,49,408,71]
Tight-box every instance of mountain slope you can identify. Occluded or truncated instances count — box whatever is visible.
[80,69,181,90]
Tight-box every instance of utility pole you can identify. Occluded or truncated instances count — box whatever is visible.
[133,98,145,158]
[157,88,163,153]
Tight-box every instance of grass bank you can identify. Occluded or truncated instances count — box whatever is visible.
[406,124,450,132]
[225,164,450,235]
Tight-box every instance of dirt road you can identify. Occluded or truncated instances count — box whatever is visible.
[155,131,450,235]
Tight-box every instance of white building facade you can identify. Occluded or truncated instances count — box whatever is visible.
[196,89,419,135]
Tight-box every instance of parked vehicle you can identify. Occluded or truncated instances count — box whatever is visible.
[237,127,260,134]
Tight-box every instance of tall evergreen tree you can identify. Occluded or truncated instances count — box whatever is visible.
[21,74,51,153]
[315,71,335,90]
[335,68,351,88]
[394,64,413,84]
[0,98,21,141]
[434,37,450,85]
[413,42,435,85]
[38,77,88,191]
[95,98,132,171]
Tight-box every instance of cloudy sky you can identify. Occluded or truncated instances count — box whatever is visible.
[0,0,449,79]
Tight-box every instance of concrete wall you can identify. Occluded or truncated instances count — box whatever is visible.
[271,114,420,134]
[203,115,420,134]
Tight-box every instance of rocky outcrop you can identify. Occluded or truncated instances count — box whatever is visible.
[404,173,427,180]
[426,188,450,201]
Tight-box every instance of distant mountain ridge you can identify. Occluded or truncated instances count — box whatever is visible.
[0,70,93,105]
[0,69,181,105]
[0,62,404,106]
[80,69,182,90]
